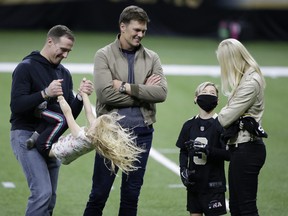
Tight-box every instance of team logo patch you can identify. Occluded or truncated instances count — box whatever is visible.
[208,200,223,209]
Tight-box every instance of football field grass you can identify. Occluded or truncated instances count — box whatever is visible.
[0,30,288,215]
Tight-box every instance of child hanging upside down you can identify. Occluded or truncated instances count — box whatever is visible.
[29,91,144,174]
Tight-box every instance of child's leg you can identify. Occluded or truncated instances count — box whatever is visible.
[26,101,49,149]
[26,103,64,149]
[34,101,48,118]
[34,110,68,159]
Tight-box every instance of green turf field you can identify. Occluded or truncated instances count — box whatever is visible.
[0,30,288,215]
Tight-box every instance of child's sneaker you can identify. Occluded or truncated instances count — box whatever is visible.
[26,131,39,150]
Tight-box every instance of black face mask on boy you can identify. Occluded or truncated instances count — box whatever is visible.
[196,94,218,112]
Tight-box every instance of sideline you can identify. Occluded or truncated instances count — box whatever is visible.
[0,62,287,77]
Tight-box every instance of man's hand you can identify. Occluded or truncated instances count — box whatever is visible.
[79,78,94,96]
[113,80,131,94]
[145,74,161,86]
[112,74,161,95]
[112,79,123,89]
[45,79,64,97]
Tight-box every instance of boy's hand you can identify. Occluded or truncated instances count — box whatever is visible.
[180,168,196,187]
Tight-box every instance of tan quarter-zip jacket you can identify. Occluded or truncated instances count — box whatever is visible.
[218,68,265,144]
[93,36,168,126]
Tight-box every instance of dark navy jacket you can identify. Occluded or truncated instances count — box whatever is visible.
[10,51,83,131]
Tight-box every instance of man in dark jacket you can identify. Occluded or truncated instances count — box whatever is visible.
[10,25,93,216]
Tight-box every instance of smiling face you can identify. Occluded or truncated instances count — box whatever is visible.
[45,36,74,65]
[119,20,147,51]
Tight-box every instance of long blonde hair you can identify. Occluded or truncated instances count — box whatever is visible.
[85,112,145,174]
[216,38,266,96]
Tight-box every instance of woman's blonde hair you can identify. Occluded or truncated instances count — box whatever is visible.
[216,38,266,96]
[85,112,145,174]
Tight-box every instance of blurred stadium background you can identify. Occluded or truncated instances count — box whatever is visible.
[0,0,287,40]
[1,0,288,215]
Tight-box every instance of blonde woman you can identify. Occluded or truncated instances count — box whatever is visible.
[50,92,144,173]
[216,38,267,216]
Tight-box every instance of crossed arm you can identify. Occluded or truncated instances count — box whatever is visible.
[112,74,162,95]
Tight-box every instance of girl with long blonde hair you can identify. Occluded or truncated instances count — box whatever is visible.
[50,93,144,174]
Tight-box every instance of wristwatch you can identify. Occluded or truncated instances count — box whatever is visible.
[119,82,126,93]
[42,88,50,100]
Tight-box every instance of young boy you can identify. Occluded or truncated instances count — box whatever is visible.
[176,81,230,216]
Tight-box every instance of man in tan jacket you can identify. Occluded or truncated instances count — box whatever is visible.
[83,5,168,216]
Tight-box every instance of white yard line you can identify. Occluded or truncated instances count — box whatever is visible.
[149,147,180,176]
[0,62,287,77]
[2,182,16,188]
